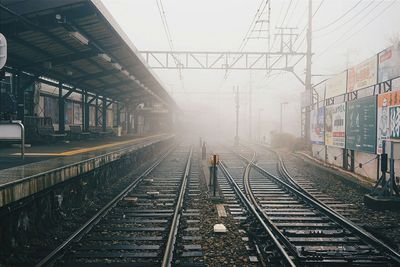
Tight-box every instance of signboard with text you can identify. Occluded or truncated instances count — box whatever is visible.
[325,103,346,148]
[390,106,400,139]
[376,90,400,153]
[326,71,347,99]
[310,106,325,144]
[347,56,377,92]
[378,43,400,83]
[346,96,376,153]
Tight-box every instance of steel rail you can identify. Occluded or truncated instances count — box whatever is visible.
[35,145,177,267]
[161,146,193,267]
[236,147,400,264]
[219,160,297,267]
[241,153,301,263]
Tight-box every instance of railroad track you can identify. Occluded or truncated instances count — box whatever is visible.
[218,145,400,266]
[36,145,204,267]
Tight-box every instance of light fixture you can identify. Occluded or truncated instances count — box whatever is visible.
[98,53,112,63]
[112,62,122,70]
[69,31,89,45]
[121,69,129,76]
[129,75,136,80]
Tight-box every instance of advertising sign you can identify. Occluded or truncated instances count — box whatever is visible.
[346,96,376,153]
[377,90,400,153]
[326,71,347,99]
[310,106,325,144]
[347,56,378,92]
[390,106,400,139]
[325,103,346,148]
[378,43,400,83]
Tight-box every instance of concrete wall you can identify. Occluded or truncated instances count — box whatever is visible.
[326,146,343,167]
[354,151,378,180]
[312,144,380,180]
[312,144,326,161]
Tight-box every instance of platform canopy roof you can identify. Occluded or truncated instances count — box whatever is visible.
[0,0,176,108]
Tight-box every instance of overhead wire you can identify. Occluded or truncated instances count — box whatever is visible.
[316,0,393,58]
[314,0,376,39]
[313,0,362,32]
[155,0,184,91]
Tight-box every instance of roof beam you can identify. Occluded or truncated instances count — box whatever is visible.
[74,69,119,82]
[21,50,99,69]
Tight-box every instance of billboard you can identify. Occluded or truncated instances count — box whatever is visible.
[310,106,325,144]
[325,103,346,148]
[390,106,400,139]
[346,96,376,153]
[347,56,378,92]
[378,43,400,83]
[326,71,347,99]
[377,90,400,153]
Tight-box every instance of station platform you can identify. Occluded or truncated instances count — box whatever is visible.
[0,133,174,209]
[0,134,164,170]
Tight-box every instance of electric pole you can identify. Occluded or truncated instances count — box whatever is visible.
[249,71,252,140]
[234,86,240,145]
[305,0,313,141]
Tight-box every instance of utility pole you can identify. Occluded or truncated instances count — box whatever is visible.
[249,71,252,140]
[258,108,264,143]
[280,102,288,133]
[234,86,240,145]
[305,0,313,141]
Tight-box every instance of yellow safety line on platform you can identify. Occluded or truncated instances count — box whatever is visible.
[10,135,163,157]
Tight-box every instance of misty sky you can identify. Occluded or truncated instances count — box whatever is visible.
[101,0,400,141]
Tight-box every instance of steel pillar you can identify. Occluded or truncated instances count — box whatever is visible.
[102,97,107,132]
[95,96,99,127]
[16,73,24,122]
[84,91,89,131]
[116,102,120,127]
[58,82,65,134]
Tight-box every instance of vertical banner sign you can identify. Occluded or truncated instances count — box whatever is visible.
[377,91,400,153]
[325,103,346,148]
[346,95,377,153]
[378,43,400,83]
[310,106,325,144]
[347,56,378,92]
[390,106,400,139]
[325,71,347,99]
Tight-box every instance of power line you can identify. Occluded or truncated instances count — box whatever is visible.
[316,0,392,58]
[314,0,376,39]
[314,0,362,32]
[155,0,184,90]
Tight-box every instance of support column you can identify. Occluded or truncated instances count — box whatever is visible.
[116,102,120,127]
[16,72,25,122]
[95,95,99,127]
[84,91,89,131]
[127,107,133,134]
[58,82,65,134]
[81,91,85,129]
[102,97,107,132]
[305,0,313,141]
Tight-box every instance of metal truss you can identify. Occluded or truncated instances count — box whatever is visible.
[139,51,306,72]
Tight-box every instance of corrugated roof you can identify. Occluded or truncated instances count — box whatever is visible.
[0,0,176,109]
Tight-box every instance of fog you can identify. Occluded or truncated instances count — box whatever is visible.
[101,0,400,143]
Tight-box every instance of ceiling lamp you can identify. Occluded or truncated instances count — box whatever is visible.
[98,53,112,63]
[69,31,89,45]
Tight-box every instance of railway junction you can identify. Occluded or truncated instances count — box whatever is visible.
[2,0,400,266]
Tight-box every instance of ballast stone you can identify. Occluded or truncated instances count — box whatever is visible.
[213,223,227,233]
